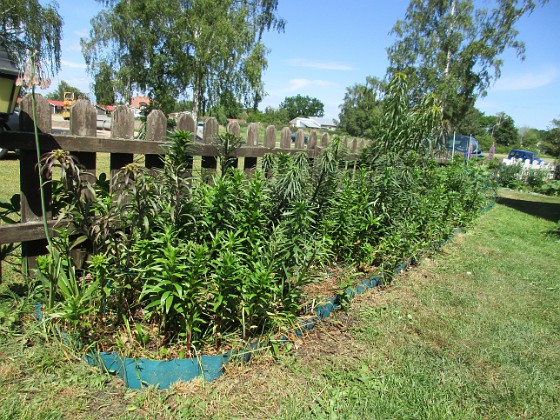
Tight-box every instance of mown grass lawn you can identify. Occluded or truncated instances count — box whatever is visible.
[0,190,559,418]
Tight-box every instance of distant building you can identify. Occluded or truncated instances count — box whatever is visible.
[45,100,64,114]
[290,116,338,130]
[289,117,321,129]
[311,116,338,130]
[95,104,116,115]
[130,96,150,109]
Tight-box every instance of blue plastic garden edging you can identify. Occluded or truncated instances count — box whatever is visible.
[85,351,227,389]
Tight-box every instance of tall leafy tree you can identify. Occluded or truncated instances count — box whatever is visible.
[387,0,548,129]
[243,0,285,111]
[92,62,115,105]
[279,95,324,120]
[82,0,282,119]
[338,76,385,139]
[493,112,518,146]
[518,126,544,150]
[542,118,560,157]
[0,0,63,75]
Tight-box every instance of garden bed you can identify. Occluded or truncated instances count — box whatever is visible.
[23,131,495,389]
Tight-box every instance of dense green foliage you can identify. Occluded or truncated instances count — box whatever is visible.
[279,95,325,120]
[492,113,519,146]
[0,194,20,282]
[338,76,384,139]
[82,0,284,117]
[246,106,290,126]
[30,122,493,357]
[0,0,62,76]
[91,62,116,105]
[542,118,560,157]
[360,73,443,162]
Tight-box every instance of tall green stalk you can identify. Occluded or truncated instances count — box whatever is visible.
[30,87,57,309]
[30,86,53,251]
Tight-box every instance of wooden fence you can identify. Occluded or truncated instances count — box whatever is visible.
[0,93,367,270]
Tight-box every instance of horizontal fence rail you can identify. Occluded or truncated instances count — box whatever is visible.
[0,94,368,270]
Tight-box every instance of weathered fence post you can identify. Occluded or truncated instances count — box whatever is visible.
[244,122,259,174]
[307,130,317,150]
[110,105,135,182]
[264,125,276,149]
[202,117,218,181]
[350,138,358,154]
[264,125,277,177]
[145,109,167,169]
[280,127,291,149]
[225,120,241,171]
[358,138,366,152]
[67,99,97,268]
[70,99,97,185]
[226,120,240,136]
[294,129,306,149]
[19,93,52,273]
[176,113,196,133]
[175,113,195,177]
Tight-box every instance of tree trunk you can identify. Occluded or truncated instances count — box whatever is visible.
[445,1,457,77]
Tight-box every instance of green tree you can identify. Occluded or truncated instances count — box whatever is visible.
[542,118,560,157]
[244,1,285,111]
[0,0,62,76]
[246,106,289,126]
[44,81,85,102]
[387,0,549,130]
[518,126,544,150]
[279,95,324,121]
[82,0,282,119]
[92,62,115,105]
[338,76,384,139]
[492,112,518,147]
[453,107,487,138]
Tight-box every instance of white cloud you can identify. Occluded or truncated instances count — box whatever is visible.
[494,68,558,91]
[61,60,87,70]
[286,78,337,92]
[286,58,352,71]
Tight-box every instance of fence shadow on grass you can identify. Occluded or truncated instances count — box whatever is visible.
[496,196,560,222]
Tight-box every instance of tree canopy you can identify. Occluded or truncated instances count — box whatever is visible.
[542,118,560,157]
[387,0,549,130]
[92,62,116,105]
[279,95,324,121]
[0,0,63,76]
[492,113,519,146]
[82,0,284,118]
[338,76,385,139]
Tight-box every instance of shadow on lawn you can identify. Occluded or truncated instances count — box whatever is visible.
[496,196,560,223]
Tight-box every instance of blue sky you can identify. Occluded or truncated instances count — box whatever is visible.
[40,0,560,130]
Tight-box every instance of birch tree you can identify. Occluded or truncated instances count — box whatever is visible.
[82,0,283,119]
[386,0,549,129]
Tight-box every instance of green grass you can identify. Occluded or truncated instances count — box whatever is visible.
[0,157,20,203]
[0,191,558,418]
